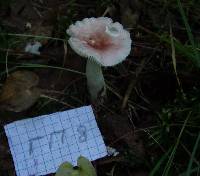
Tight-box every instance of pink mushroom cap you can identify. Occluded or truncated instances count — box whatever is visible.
[67,17,132,67]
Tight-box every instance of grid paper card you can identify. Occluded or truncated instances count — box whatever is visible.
[4,105,107,176]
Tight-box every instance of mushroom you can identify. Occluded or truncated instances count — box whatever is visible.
[67,17,132,101]
[25,41,42,55]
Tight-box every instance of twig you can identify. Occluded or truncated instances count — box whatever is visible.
[5,48,9,77]
[40,94,74,108]
[121,58,146,110]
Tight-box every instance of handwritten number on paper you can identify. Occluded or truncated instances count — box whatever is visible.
[49,129,65,150]
[77,125,87,143]
[28,125,87,157]
[29,136,43,155]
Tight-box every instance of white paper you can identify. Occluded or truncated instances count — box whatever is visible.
[4,106,107,176]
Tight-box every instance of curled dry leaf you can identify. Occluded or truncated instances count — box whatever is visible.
[0,70,40,112]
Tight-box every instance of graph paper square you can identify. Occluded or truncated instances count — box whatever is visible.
[4,105,107,176]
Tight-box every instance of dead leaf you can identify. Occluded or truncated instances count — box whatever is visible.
[0,70,40,112]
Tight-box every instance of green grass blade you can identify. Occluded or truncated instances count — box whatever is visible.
[186,132,200,176]
[0,33,65,42]
[162,112,191,176]
[150,147,172,176]
[180,166,200,176]
[0,61,85,76]
[177,0,200,66]
[17,63,85,76]
[169,24,181,87]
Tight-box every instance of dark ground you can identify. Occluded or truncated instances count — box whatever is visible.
[0,0,200,175]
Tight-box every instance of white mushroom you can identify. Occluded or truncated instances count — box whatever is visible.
[67,17,132,101]
[25,41,42,55]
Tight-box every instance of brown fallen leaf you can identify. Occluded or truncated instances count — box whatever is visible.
[0,70,40,112]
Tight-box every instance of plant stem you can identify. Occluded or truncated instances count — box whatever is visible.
[86,59,106,102]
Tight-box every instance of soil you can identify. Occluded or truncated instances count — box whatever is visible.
[0,0,200,176]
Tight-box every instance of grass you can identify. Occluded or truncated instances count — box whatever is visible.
[186,132,200,175]
[0,0,200,175]
[176,0,200,66]
[162,112,190,175]
[149,147,173,176]
[148,88,200,175]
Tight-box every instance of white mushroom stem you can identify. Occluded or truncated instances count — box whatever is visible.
[86,59,106,101]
